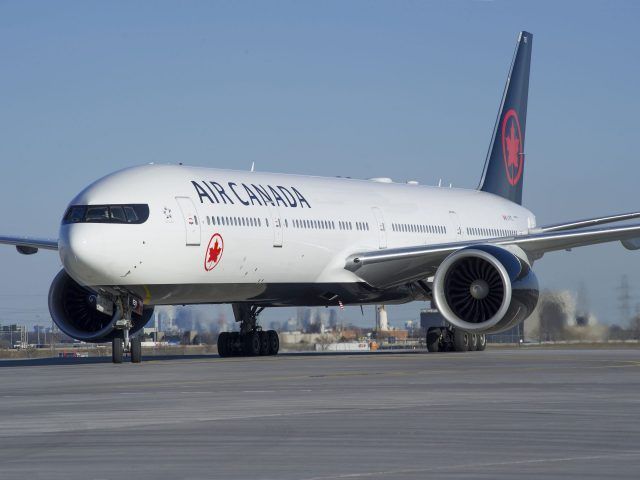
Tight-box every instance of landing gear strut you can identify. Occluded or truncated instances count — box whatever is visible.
[218,304,280,358]
[111,295,143,364]
[426,326,486,353]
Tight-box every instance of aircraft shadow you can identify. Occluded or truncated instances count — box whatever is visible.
[0,349,426,367]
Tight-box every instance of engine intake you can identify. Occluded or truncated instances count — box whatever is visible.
[433,245,539,334]
[48,270,152,342]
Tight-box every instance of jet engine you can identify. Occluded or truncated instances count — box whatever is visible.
[48,270,152,342]
[432,245,539,334]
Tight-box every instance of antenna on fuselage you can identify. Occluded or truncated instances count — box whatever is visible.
[250,162,255,172]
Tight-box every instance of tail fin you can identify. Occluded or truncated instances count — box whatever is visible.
[479,31,532,205]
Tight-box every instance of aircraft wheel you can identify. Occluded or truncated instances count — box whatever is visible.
[112,337,124,364]
[267,330,279,355]
[130,337,142,363]
[243,332,261,356]
[426,328,441,353]
[217,332,230,358]
[258,331,270,356]
[477,334,487,351]
[453,329,469,352]
[229,332,242,356]
[468,333,478,351]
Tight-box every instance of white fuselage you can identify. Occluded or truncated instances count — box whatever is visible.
[58,164,535,307]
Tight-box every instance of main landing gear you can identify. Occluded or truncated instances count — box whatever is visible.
[426,326,486,353]
[111,296,143,364]
[217,304,280,358]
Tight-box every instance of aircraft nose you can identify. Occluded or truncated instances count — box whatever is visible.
[59,225,111,285]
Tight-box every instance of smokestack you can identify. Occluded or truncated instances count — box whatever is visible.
[376,305,389,331]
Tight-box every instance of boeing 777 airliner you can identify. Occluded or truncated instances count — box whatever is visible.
[3,31,640,363]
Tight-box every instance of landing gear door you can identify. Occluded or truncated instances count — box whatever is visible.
[371,207,387,249]
[175,196,201,246]
[267,203,283,248]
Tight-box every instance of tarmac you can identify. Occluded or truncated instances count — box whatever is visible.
[1,348,640,480]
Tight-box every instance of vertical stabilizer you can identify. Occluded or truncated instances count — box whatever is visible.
[479,31,532,205]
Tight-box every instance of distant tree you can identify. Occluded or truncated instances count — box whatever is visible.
[538,296,568,341]
[608,324,630,341]
[629,314,640,340]
[316,334,333,351]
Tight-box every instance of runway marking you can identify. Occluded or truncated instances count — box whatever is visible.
[300,451,640,479]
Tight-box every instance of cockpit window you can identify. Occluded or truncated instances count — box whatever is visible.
[63,204,149,225]
[123,206,139,223]
[65,206,87,223]
[110,206,127,222]
[86,206,110,222]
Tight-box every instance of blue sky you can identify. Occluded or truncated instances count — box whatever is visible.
[1,0,640,329]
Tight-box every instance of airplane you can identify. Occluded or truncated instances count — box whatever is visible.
[3,31,640,363]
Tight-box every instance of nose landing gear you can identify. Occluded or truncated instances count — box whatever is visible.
[111,296,143,364]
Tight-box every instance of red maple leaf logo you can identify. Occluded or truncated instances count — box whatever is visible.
[204,234,224,271]
[505,122,520,169]
[501,109,523,186]
[208,240,222,264]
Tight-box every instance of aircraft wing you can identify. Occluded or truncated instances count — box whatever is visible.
[0,235,59,255]
[345,223,640,289]
[536,211,640,233]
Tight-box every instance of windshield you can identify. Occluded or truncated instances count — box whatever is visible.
[62,204,150,225]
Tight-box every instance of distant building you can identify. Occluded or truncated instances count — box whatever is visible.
[486,324,523,344]
[420,309,447,330]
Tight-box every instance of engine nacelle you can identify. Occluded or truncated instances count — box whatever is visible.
[432,245,539,334]
[48,270,152,342]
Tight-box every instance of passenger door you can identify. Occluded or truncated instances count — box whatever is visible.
[371,207,387,249]
[448,210,463,239]
[267,203,283,247]
[175,196,201,246]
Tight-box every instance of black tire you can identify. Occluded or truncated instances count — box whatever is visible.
[468,333,478,351]
[426,328,441,353]
[258,331,269,356]
[477,334,487,351]
[267,330,279,355]
[243,332,261,356]
[453,329,469,352]
[229,332,241,356]
[130,337,142,363]
[217,332,229,358]
[112,337,124,364]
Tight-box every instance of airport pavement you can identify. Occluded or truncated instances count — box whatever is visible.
[1,348,639,479]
